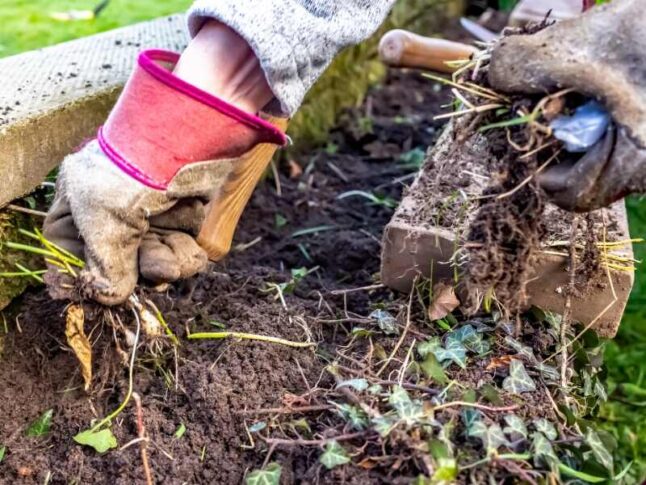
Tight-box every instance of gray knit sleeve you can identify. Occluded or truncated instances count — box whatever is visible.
[187,0,396,116]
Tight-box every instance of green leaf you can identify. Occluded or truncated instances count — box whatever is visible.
[73,428,118,453]
[370,309,398,335]
[320,441,351,469]
[536,362,559,381]
[351,327,375,338]
[432,457,458,482]
[433,339,467,369]
[25,409,53,437]
[533,419,557,440]
[399,147,426,169]
[468,422,508,451]
[371,414,398,437]
[461,408,483,434]
[503,414,528,440]
[174,423,187,438]
[274,213,288,228]
[335,404,368,430]
[532,432,557,467]
[246,462,282,485]
[420,353,448,385]
[558,462,607,483]
[388,386,424,424]
[336,378,369,392]
[503,360,536,394]
[0,446,5,463]
[447,324,490,355]
[585,429,614,473]
[418,338,442,359]
[479,383,503,406]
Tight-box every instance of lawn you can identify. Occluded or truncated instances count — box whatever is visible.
[0,0,191,58]
[2,0,645,482]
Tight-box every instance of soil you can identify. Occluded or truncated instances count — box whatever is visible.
[0,69,452,484]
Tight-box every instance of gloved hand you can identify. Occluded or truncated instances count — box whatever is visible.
[487,0,646,212]
[43,49,285,305]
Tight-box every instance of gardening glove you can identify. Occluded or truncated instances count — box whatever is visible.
[43,49,286,305]
[487,0,646,212]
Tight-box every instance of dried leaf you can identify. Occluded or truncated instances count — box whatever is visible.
[246,462,282,485]
[65,304,92,391]
[428,283,460,321]
[503,360,536,394]
[139,306,162,336]
[320,441,351,469]
[486,355,514,370]
[287,159,303,179]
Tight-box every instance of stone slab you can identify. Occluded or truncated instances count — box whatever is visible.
[381,124,634,338]
[0,15,189,208]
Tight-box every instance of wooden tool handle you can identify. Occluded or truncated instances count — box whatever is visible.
[378,29,477,73]
[197,117,288,261]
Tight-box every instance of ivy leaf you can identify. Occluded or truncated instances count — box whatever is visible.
[532,432,557,467]
[418,338,442,359]
[335,403,368,430]
[388,386,424,424]
[433,339,467,369]
[533,419,557,440]
[503,360,536,394]
[371,414,398,437]
[468,422,508,451]
[585,429,614,473]
[503,414,528,441]
[25,409,53,437]
[73,428,118,453]
[370,309,398,335]
[461,408,483,434]
[336,378,369,392]
[536,362,560,381]
[320,441,351,469]
[503,337,537,363]
[420,353,448,385]
[246,462,282,485]
[447,325,490,355]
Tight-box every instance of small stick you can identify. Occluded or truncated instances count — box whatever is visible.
[264,431,368,447]
[377,287,414,376]
[132,393,153,485]
[188,331,315,348]
[234,404,333,416]
[432,401,520,413]
[6,204,48,218]
[561,215,579,388]
[330,284,384,295]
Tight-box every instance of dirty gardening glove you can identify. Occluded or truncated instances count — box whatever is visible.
[43,50,285,305]
[487,0,646,212]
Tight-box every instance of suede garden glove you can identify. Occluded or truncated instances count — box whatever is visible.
[44,49,285,305]
[487,0,646,212]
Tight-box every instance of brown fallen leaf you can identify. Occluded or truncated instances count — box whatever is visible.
[428,282,460,321]
[486,355,514,371]
[65,304,92,391]
[287,159,303,179]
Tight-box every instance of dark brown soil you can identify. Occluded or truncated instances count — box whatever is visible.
[0,69,450,484]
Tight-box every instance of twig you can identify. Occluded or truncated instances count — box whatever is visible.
[6,204,48,217]
[132,393,153,485]
[330,284,384,295]
[376,287,414,376]
[188,331,315,348]
[234,404,333,416]
[432,401,520,413]
[495,149,561,201]
[270,160,282,196]
[264,431,369,447]
[561,215,579,388]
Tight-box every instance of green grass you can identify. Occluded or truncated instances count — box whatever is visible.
[599,197,646,483]
[0,0,191,58]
